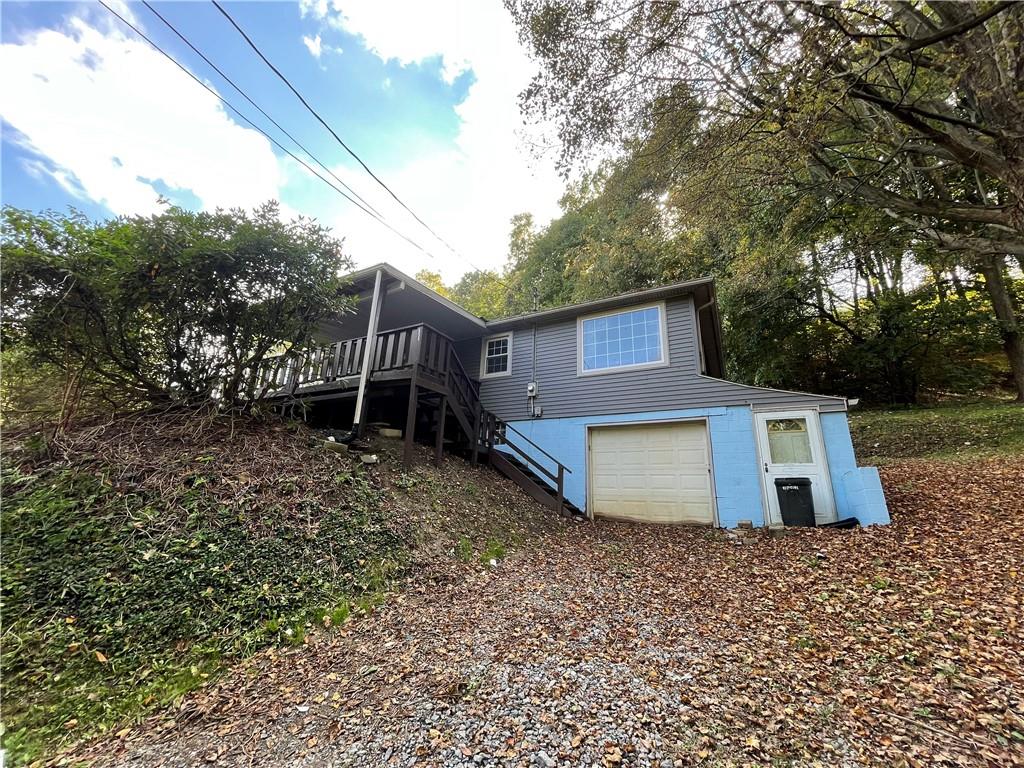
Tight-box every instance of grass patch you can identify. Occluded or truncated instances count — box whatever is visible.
[1,441,405,765]
[479,538,507,565]
[848,400,1024,462]
[454,536,474,562]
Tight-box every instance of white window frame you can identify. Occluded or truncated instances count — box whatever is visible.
[577,301,670,377]
[480,332,513,379]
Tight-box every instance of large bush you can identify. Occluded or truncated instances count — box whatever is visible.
[1,202,351,409]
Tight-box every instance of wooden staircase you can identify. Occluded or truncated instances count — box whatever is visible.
[442,355,581,519]
[255,324,579,518]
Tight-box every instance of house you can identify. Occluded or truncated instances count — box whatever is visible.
[257,263,890,528]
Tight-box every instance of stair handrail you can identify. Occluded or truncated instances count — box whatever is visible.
[482,411,571,517]
[446,346,480,395]
[500,421,572,474]
[446,347,481,418]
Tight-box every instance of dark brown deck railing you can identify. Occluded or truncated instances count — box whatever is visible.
[255,323,458,395]
[253,323,572,515]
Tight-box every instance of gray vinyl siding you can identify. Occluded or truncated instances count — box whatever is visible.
[452,338,481,381]
[462,329,535,416]
[475,296,845,420]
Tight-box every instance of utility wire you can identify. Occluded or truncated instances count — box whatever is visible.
[209,0,475,265]
[97,0,439,259]
[139,0,382,219]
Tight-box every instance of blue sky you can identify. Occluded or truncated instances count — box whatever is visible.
[1,0,563,279]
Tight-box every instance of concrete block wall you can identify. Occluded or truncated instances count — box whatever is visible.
[500,406,891,528]
[819,412,890,526]
[502,405,767,527]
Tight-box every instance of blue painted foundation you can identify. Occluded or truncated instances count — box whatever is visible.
[819,412,891,526]
[502,406,890,527]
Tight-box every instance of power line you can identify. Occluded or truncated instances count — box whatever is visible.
[97,0,439,259]
[138,0,382,219]
[209,0,473,264]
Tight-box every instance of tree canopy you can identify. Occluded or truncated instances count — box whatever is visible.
[446,0,1023,403]
[2,203,351,414]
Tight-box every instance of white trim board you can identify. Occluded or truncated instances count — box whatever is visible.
[576,300,670,378]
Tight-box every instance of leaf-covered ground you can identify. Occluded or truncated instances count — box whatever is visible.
[65,455,1024,768]
[1,412,566,765]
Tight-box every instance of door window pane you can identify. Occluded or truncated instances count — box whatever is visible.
[766,418,812,463]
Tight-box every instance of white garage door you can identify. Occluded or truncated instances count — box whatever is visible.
[589,421,714,524]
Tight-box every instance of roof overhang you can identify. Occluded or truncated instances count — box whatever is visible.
[484,277,716,331]
[320,263,488,342]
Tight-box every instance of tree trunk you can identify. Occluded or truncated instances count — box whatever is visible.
[977,254,1024,402]
[951,270,969,303]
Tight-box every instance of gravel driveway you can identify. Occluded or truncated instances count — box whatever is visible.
[73,458,1023,767]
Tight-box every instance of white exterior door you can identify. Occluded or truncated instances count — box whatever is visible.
[588,421,714,524]
[755,410,836,526]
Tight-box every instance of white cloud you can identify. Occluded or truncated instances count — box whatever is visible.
[300,0,564,281]
[1,15,282,216]
[302,33,322,59]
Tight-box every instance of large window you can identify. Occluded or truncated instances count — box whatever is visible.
[480,333,512,378]
[579,303,667,375]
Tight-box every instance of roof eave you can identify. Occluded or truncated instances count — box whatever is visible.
[484,276,717,332]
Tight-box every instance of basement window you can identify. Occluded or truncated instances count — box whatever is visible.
[480,333,512,378]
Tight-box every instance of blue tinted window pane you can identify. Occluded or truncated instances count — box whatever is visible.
[582,306,662,371]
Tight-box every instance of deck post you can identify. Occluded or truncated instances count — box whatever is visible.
[353,268,384,436]
[434,396,447,465]
[471,409,481,465]
[403,370,419,468]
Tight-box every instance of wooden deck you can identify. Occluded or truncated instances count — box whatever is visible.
[253,322,577,515]
[255,323,462,401]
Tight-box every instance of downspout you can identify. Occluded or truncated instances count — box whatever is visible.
[694,298,714,375]
[342,268,384,442]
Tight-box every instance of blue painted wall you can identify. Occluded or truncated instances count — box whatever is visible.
[502,406,891,528]
[819,412,891,526]
[503,405,767,528]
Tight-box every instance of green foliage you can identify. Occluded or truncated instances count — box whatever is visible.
[1,202,352,408]
[450,270,508,319]
[870,576,894,591]
[0,463,404,764]
[0,344,74,427]
[414,269,451,299]
[505,0,1024,403]
[454,536,474,562]
[479,538,507,565]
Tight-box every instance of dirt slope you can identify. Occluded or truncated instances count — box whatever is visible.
[65,456,1024,768]
[1,411,567,765]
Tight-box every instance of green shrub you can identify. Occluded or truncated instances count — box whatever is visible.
[479,538,507,565]
[454,536,474,562]
[1,203,352,408]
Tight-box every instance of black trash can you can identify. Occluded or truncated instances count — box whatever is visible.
[774,477,816,527]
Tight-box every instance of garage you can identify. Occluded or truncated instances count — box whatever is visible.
[588,421,714,524]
